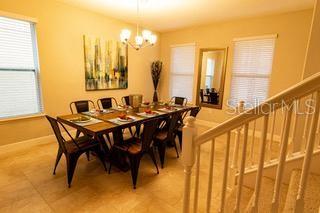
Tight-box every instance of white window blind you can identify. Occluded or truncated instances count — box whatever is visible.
[229,36,276,108]
[170,44,195,102]
[0,16,43,119]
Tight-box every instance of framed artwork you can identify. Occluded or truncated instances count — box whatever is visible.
[83,35,128,90]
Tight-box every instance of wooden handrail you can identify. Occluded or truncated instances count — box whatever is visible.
[195,72,320,145]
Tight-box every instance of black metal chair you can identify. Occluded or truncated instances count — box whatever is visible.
[110,118,160,189]
[69,100,95,114]
[121,96,130,106]
[170,96,188,106]
[175,107,201,150]
[97,97,118,109]
[46,116,107,188]
[154,112,183,168]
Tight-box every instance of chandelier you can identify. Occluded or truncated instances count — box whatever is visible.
[120,0,157,50]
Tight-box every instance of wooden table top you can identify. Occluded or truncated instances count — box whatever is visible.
[57,104,198,136]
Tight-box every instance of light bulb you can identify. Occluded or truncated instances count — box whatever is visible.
[135,35,143,46]
[149,34,157,45]
[120,29,131,43]
[142,30,152,41]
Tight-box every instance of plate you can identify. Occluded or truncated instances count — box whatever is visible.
[70,116,92,123]
[117,117,134,122]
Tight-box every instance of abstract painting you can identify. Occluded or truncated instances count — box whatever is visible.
[83,35,128,90]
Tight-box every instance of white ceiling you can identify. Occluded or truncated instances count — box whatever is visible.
[57,0,314,32]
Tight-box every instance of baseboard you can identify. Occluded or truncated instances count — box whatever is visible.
[0,130,76,153]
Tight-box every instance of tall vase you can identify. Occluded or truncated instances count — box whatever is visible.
[153,90,158,102]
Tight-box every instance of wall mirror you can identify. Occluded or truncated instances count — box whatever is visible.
[196,48,228,109]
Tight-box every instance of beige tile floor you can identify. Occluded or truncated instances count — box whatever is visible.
[0,125,280,213]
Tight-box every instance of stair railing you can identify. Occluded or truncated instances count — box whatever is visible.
[182,72,320,213]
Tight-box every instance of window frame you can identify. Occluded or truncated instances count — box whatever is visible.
[0,14,44,121]
[229,34,277,109]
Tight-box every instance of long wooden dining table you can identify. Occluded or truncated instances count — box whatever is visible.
[57,103,199,170]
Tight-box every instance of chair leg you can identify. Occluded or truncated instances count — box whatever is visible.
[53,148,63,175]
[66,154,80,188]
[173,139,179,158]
[157,142,166,169]
[75,130,81,138]
[128,154,141,189]
[128,127,134,136]
[85,151,90,161]
[177,131,183,151]
[148,148,159,174]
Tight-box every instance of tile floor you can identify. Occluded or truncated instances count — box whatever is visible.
[0,125,280,213]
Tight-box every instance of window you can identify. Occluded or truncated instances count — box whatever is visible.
[0,16,43,119]
[205,58,215,89]
[170,44,195,102]
[229,35,276,108]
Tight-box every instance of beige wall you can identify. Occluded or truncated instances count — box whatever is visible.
[0,0,160,145]
[303,0,320,78]
[159,10,313,124]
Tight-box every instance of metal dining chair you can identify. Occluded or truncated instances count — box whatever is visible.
[121,96,130,106]
[97,97,118,109]
[109,118,160,189]
[170,96,188,106]
[175,107,201,150]
[46,116,107,188]
[154,112,183,168]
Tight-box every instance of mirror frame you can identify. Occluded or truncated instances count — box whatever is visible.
[196,47,228,109]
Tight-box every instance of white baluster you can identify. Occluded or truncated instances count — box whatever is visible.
[206,139,215,213]
[230,101,245,186]
[182,116,197,213]
[219,131,231,213]
[295,91,320,212]
[193,145,201,213]
[234,123,249,212]
[250,115,269,212]
[250,120,256,166]
[301,94,314,153]
[268,110,277,161]
[271,104,293,212]
[291,99,300,154]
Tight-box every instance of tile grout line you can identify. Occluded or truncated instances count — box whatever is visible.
[21,170,56,212]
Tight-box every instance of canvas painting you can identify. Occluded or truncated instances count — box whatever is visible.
[83,35,128,90]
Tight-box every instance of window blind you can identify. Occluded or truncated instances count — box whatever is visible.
[229,37,276,108]
[0,16,43,119]
[170,44,195,102]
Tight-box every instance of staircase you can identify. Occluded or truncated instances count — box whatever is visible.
[181,72,320,212]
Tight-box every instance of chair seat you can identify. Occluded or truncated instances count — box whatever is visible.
[65,136,97,153]
[154,130,168,141]
[113,137,142,155]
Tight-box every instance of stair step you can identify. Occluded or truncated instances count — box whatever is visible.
[283,169,320,213]
[245,176,288,213]
[224,185,253,212]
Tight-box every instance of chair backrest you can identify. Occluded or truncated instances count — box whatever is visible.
[121,96,130,106]
[209,93,218,104]
[168,112,183,140]
[190,107,201,117]
[97,97,118,109]
[140,118,159,152]
[46,115,67,153]
[70,100,95,114]
[171,96,187,106]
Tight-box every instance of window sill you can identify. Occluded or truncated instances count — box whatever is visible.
[0,113,46,123]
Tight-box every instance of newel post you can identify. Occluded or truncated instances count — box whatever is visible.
[182,116,197,213]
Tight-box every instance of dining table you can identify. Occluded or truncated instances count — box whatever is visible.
[57,103,199,170]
